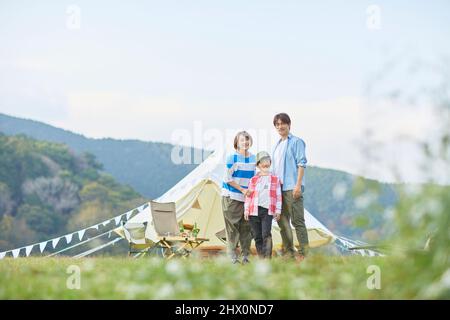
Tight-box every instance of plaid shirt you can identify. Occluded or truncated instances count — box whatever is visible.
[244,174,282,217]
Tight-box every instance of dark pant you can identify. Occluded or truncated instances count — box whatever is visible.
[222,196,252,259]
[249,206,273,259]
[277,189,309,257]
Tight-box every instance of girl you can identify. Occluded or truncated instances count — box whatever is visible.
[222,131,256,264]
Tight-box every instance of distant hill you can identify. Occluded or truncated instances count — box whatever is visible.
[0,113,399,241]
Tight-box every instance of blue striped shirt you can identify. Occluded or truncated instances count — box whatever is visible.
[222,152,256,202]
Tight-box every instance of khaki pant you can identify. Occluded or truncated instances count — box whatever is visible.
[222,196,252,259]
[277,190,309,257]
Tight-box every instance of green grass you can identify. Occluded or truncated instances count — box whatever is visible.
[0,255,428,299]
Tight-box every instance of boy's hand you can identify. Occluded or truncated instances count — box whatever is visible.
[244,213,249,221]
[242,189,250,197]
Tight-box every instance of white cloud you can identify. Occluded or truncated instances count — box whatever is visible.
[57,91,184,140]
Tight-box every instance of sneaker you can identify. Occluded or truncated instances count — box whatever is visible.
[242,256,250,265]
[231,258,241,264]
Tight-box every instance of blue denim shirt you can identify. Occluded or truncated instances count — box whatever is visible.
[272,133,307,192]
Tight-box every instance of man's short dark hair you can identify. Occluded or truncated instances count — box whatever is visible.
[273,113,291,127]
[233,131,253,150]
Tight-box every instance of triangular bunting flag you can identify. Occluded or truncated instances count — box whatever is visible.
[108,231,112,238]
[0,252,6,260]
[114,215,123,226]
[25,245,33,256]
[52,237,60,249]
[102,220,110,227]
[65,233,73,244]
[91,224,99,231]
[78,229,86,241]
[125,211,132,220]
[12,248,21,258]
[192,199,202,209]
[39,241,47,253]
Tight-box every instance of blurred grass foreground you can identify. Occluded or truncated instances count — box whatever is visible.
[0,248,448,299]
[0,255,428,299]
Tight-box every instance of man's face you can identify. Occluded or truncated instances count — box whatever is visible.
[274,119,290,136]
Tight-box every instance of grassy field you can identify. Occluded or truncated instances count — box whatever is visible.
[0,254,430,299]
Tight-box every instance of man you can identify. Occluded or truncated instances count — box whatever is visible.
[271,113,309,260]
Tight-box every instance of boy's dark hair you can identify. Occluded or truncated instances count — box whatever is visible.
[273,113,291,127]
[233,131,253,150]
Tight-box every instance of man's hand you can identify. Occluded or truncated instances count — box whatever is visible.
[293,185,302,200]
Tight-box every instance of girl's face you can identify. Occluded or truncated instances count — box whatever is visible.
[237,135,251,151]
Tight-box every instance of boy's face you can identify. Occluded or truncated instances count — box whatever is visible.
[258,159,271,170]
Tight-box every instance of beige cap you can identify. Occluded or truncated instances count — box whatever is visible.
[256,151,271,165]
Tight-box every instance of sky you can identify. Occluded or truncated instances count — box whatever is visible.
[1,0,449,184]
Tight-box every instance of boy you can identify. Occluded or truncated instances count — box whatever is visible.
[244,151,282,259]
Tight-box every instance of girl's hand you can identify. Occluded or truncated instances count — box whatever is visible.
[244,214,249,221]
[242,189,251,197]
[274,213,281,221]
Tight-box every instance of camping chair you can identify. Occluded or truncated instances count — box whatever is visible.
[149,200,209,259]
[122,221,152,257]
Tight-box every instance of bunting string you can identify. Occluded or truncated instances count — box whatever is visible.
[0,202,148,259]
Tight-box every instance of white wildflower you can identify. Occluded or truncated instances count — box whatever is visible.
[254,260,271,277]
